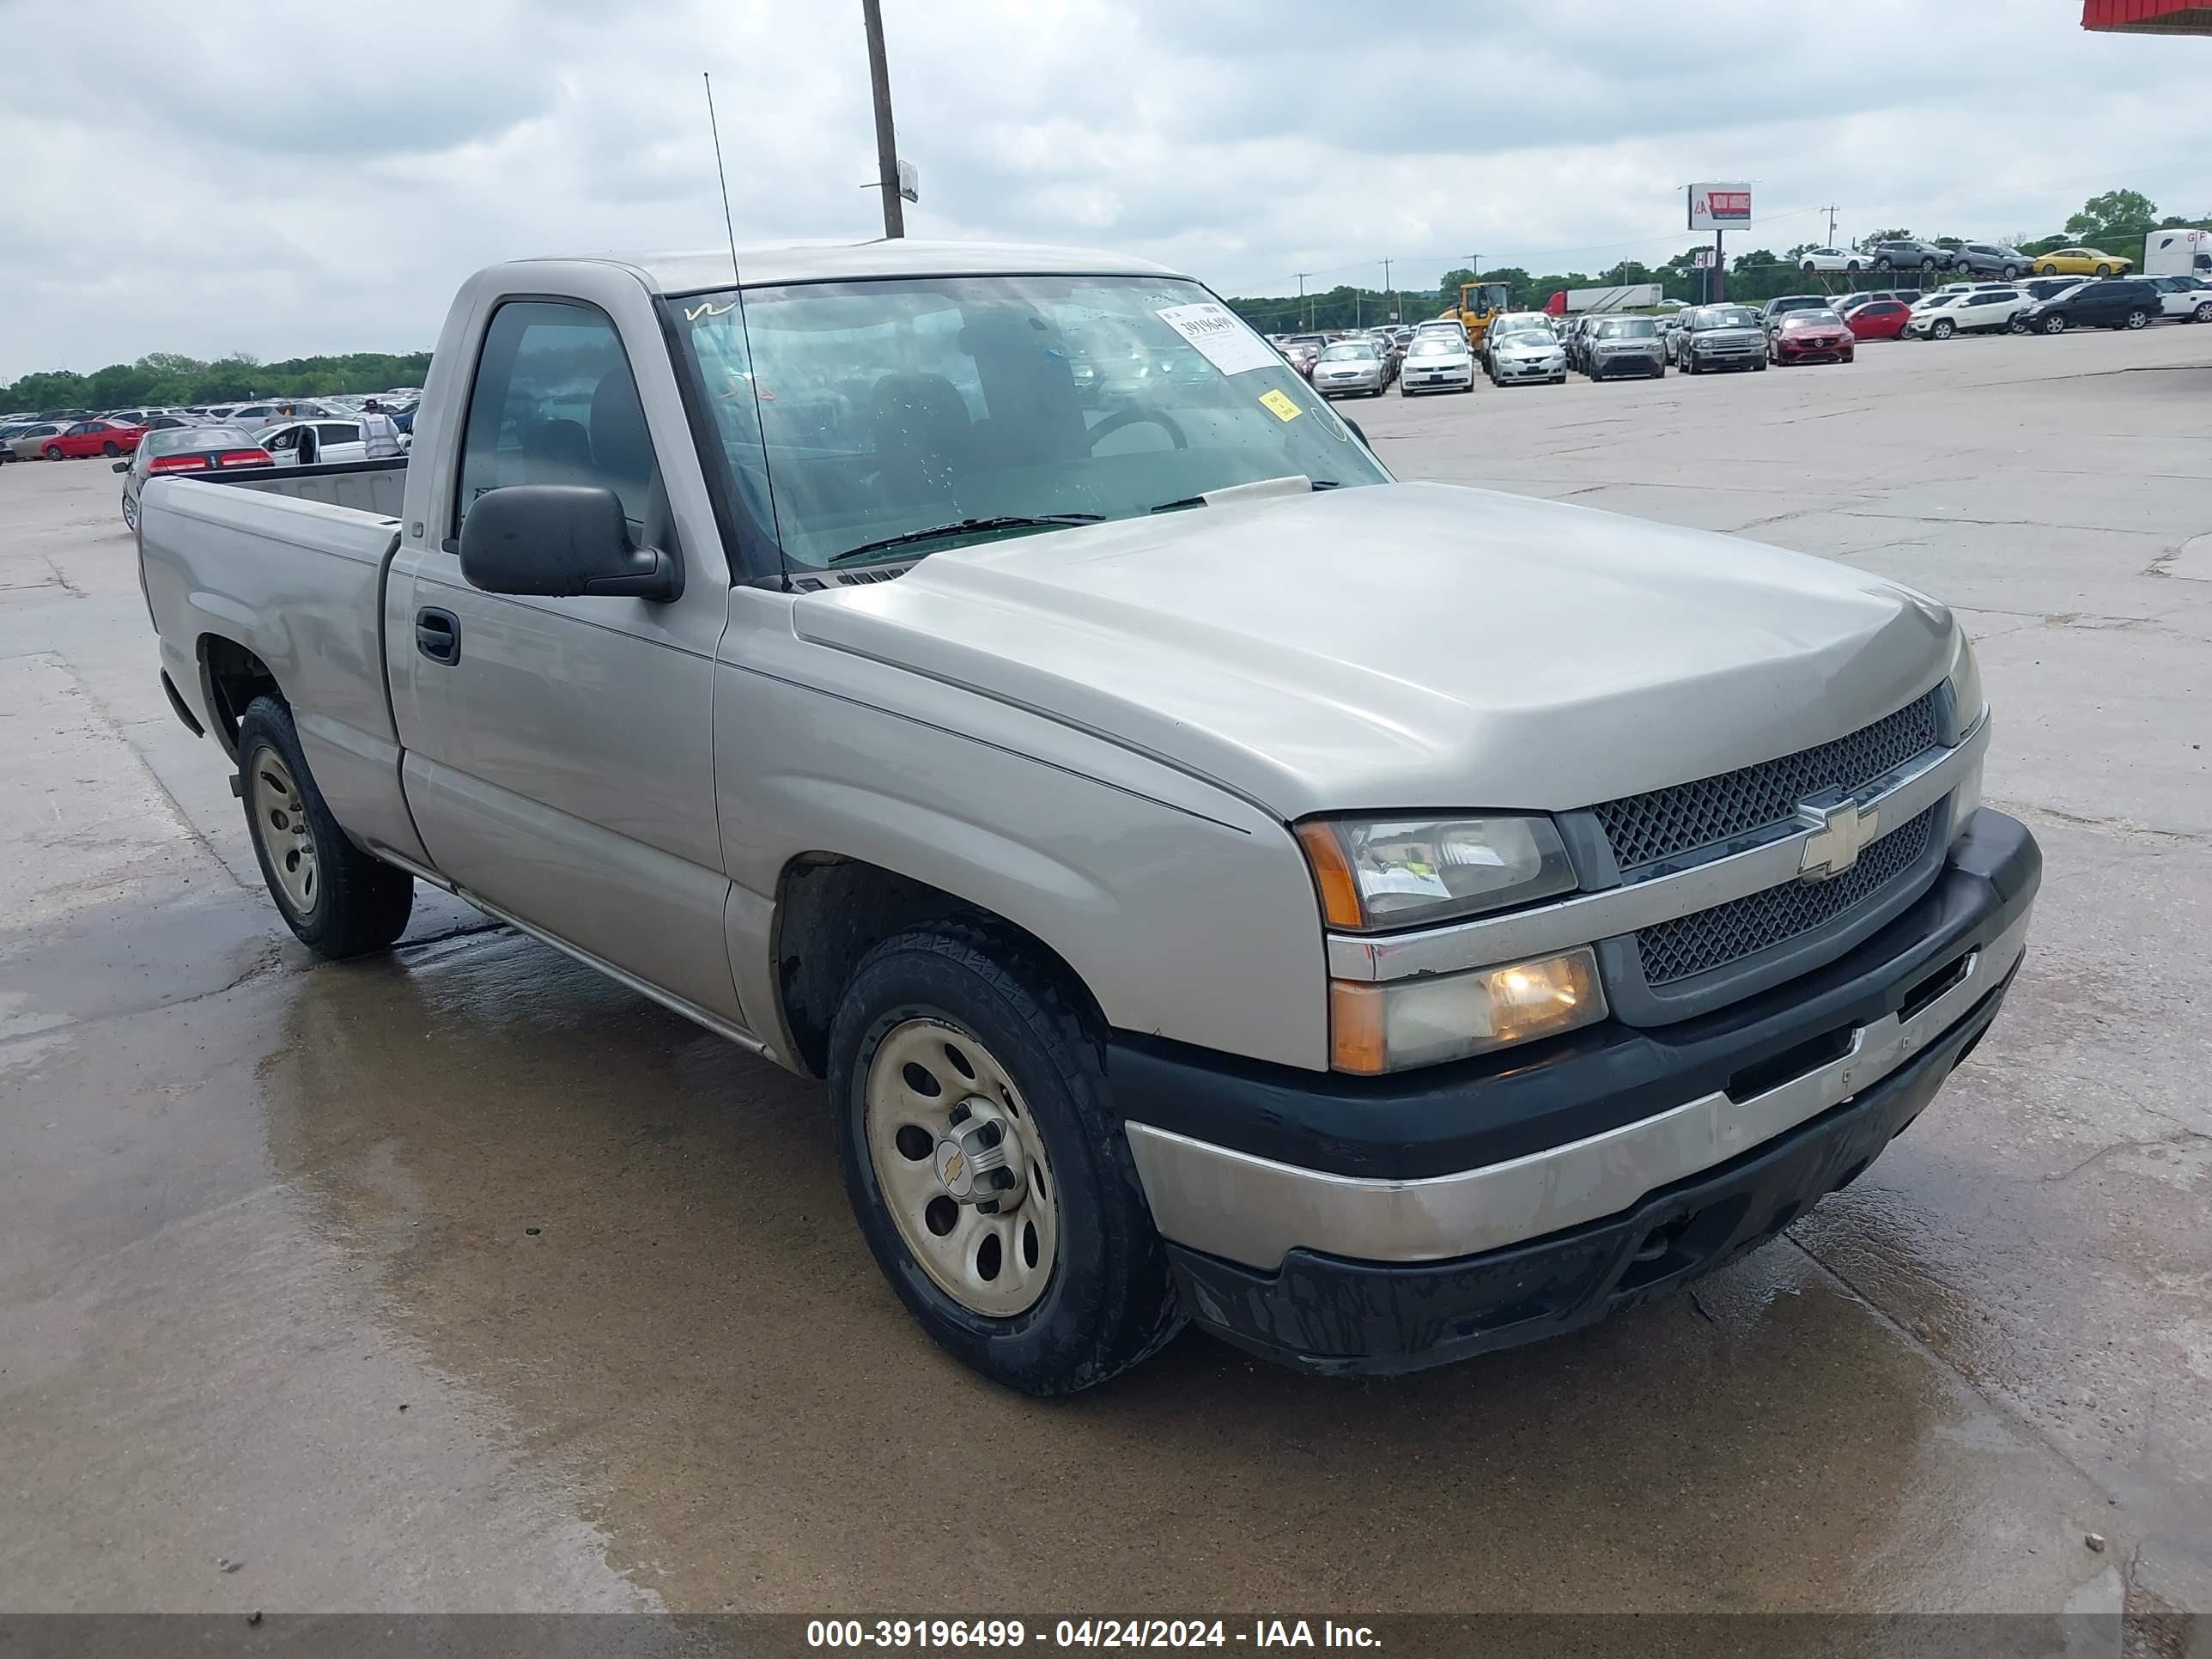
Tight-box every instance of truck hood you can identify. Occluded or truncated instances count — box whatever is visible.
[792,482,1954,820]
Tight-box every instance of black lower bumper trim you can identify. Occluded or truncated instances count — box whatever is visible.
[1166,965,2014,1376]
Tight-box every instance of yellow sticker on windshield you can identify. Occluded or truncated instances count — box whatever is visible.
[1259,388,1302,422]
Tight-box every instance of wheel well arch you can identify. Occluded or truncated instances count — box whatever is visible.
[197,634,282,760]
[769,854,1104,1079]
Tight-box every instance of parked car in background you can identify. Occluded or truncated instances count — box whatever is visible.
[2017,276,2081,305]
[2032,247,2131,277]
[115,425,274,532]
[2140,274,2212,323]
[1864,239,1954,274]
[1838,298,1911,340]
[1674,304,1766,373]
[1906,289,2030,337]
[1486,316,1567,385]
[1397,331,1474,394]
[33,418,146,460]
[1281,335,1327,380]
[252,419,372,466]
[2014,277,2157,334]
[1583,316,1666,380]
[1796,246,1865,274]
[1310,340,1388,398]
[1948,243,2033,277]
[137,415,193,432]
[1769,309,1855,365]
[223,400,340,424]
[0,421,58,460]
[5,423,73,462]
[1761,295,1833,334]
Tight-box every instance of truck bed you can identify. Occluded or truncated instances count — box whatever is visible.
[138,465,430,867]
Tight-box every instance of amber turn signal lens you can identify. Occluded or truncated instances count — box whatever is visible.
[1296,821,1365,929]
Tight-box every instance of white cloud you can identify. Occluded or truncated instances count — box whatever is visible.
[3,0,2209,380]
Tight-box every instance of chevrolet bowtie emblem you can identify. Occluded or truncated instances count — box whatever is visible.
[1798,798,1878,882]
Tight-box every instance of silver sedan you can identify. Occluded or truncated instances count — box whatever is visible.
[1310,341,1387,398]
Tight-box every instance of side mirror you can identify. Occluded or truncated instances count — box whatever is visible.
[459,484,682,602]
[112,460,130,473]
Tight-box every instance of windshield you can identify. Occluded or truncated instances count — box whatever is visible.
[675,276,1386,572]
[1318,343,1376,362]
[1694,307,1760,329]
[1790,310,1844,326]
[1407,336,1463,358]
[1595,318,1656,338]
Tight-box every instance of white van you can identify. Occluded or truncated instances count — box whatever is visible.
[2143,228,2211,276]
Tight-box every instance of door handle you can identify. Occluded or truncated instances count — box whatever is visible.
[415,607,460,665]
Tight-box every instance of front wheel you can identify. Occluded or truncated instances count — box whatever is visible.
[2095,264,2112,277]
[2002,264,2021,278]
[2044,314,2068,335]
[1753,356,1767,370]
[236,696,414,958]
[1921,258,1938,273]
[1932,319,1954,340]
[829,922,1184,1395]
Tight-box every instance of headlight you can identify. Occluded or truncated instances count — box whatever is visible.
[1328,948,1607,1073]
[1295,815,1577,931]
[1948,629,1986,733]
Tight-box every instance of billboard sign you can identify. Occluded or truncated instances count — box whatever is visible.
[1688,182,1753,230]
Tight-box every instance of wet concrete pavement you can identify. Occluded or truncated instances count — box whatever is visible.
[2,326,2206,1628]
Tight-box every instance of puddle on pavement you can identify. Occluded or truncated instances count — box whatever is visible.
[248,927,2108,1618]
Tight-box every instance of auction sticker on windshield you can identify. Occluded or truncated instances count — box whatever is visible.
[1257,388,1303,422]
[1154,302,1282,375]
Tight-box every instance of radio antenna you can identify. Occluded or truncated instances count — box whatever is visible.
[702,70,787,588]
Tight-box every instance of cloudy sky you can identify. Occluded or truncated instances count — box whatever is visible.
[3,0,2209,380]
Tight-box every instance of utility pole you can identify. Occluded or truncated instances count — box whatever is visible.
[1381,257,1394,323]
[1826,204,1839,246]
[1297,272,1310,331]
[860,0,904,239]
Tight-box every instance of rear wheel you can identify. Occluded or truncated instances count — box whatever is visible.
[101,441,121,457]
[236,696,414,958]
[2038,263,2057,276]
[120,492,137,532]
[2124,308,2148,330]
[43,443,63,460]
[830,922,1184,1395]
[2196,301,2212,324]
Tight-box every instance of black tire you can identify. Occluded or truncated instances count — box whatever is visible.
[44,444,63,460]
[1753,356,1766,370]
[2043,314,2067,335]
[1921,258,1938,273]
[828,921,1184,1395]
[2009,319,2029,334]
[2094,264,2112,277]
[1847,260,1862,273]
[2002,264,2021,278]
[1931,319,1954,340]
[101,441,122,457]
[1875,255,1894,272]
[2196,301,2212,324]
[120,492,137,532]
[235,696,414,957]
[2124,309,2148,330]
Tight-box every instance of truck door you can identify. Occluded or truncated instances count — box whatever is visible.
[386,295,744,1028]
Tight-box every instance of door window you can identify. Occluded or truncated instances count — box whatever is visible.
[318,423,362,446]
[264,428,300,453]
[454,299,663,539]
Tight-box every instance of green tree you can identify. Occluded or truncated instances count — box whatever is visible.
[1864,228,1911,244]
[2065,189,2158,248]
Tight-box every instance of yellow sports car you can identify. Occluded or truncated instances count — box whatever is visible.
[2033,246,2134,276]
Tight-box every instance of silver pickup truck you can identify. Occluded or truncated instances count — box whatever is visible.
[140,240,2039,1394]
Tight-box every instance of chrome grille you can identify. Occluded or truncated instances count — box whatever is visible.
[1636,805,1939,987]
[1591,690,1942,872]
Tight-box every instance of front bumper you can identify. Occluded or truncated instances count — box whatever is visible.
[1401,367,1472,389]
[1315,376,1381,395]
[1495,355,1565,380]
[1775,337,1852,362]
[1113,809,2039,1373]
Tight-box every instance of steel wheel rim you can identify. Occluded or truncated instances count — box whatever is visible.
[865,1017,1060,1319]
[247,745,319,917]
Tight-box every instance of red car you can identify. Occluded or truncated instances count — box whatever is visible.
[1769,310,1856,365]
[1838,298,1911,341]
[40,418,147,459]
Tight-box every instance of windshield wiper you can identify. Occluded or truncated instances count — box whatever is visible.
[1149,478,1340,514]
[827,514,1103,566]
